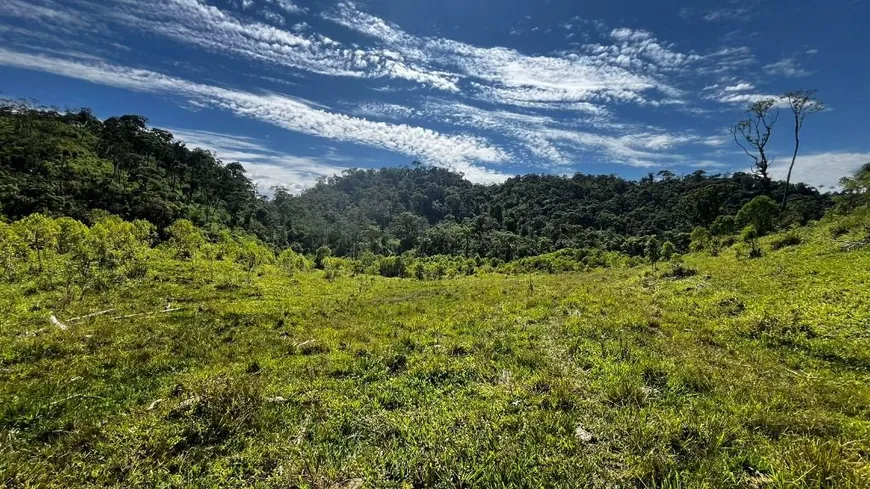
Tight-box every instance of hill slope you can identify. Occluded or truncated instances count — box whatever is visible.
[1,104,831,259]
[2,218,868,487]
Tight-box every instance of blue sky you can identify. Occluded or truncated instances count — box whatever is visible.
[1,0,868,193]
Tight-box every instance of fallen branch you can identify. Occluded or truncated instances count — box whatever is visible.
[113,308,184,320]
[49,314,68,331]
[67,309,116,322]
[47,393,105,407]
[841,240,869,252]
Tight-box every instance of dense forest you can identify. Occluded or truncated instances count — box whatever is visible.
[0,103,832,260]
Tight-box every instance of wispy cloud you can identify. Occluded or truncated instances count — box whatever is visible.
[723,82,754,92]
[359,98,727,169]
[679,3,758,23]
[706,82,782,106]
[258,9,285,26]
[322,2,718,111]
[2,0,837,189]
[0,48,510,182]
[2,0,782,116]
[764,55,813,78]
[168,128,345,193]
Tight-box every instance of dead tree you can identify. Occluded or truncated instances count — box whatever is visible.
[730,99,779,191]
[780,90,823,209]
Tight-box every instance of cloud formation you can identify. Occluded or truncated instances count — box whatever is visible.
[0,0,845,190]
[769,152,870,190]
[0,48,509,183]
[168,128,346,193]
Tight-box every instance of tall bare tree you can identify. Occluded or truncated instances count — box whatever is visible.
[730,98,779,191]
[780,89,823,209]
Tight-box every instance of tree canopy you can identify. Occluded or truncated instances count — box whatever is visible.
[0,103,833,261]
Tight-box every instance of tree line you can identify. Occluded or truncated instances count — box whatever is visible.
[1,101,834,262]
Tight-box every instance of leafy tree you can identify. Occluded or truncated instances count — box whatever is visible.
[736,196,779,235]
[834,163,870,213]
[689,227,713,253]
[741,225,763,258]
[56,217,89,254]
[0,221,27,280]
[645,236,660,270]
[314,246,332,269]
[236,237,274,277]
[278,248,310,273]
[709,215,736,236]
[660,241,676,261]
[390,212,428,252]
[88,215,149,273]
[13,213,60,272]
[166,219,205,260]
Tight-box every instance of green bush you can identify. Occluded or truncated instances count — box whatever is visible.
[770,231,802,250]
[740,225,764,259]
[689,227,713,253]
[166,219,205,260]
[710,215,736,236]
[736,196,779,235]
[377,255,407,278]
[314,246,332,269]
[278,248,311,273]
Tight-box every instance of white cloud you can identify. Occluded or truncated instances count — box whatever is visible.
[7,0,838,185]
[764,55,813,78]
[0,48,510,182]
[702,7,751,21]
[359,97,732,170]
[169,128,347,193]
[769,152,870,189]
[265,0,307,15]
[723,82,754,92]
[0,0,91,30]
[4,0,775,118]
[709,87,785,106]
[259,9,285,26]
[65,0,462,91]
[688,160,728,169]
[324,2,694,109]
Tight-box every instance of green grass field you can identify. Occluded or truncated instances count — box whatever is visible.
[2,224,869,488]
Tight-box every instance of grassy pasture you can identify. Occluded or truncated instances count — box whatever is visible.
[1,225,869,487]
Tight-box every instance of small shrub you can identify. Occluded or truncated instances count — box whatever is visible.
[710,215,737,236]
[770,231,802,250]
[661,261,697,278]
[660,241,676,261]
[314,246,332,269]
[689,227,713,253]
[168,375,263,448]
[741,225,763,259]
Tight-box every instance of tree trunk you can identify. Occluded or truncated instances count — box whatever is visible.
[782,124,800,210]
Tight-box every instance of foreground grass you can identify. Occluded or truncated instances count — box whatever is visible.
[1,227,869,487]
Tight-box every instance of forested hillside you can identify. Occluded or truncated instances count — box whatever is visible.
[4,101,870,487]
[1,103,831,260]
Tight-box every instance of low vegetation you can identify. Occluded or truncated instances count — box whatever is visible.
[1,204,869,487]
